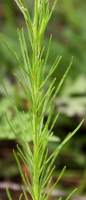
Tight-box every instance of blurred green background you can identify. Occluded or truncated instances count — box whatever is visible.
[0,0,86,199]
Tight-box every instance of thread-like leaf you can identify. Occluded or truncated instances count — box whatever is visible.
[65,188,78,200]
[6,188,12,200]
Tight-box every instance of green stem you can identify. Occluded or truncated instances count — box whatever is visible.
[32,2,42,200]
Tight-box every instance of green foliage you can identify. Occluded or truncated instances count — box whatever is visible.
[0,107,60,142]
[1,0,83,200]
[46,0,86,95]
[0,0,86,95]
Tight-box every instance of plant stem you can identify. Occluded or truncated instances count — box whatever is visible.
[32,2,42,200]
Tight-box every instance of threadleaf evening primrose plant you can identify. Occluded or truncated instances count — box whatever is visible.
[6,0,83,200]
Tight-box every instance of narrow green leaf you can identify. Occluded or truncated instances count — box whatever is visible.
[65,188,78,200]
[47,166,66,198]
[53,57,73,99]
[41,56,62,89]
[6,188,12,200]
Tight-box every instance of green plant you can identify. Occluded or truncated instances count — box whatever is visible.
[4,0,83,200]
